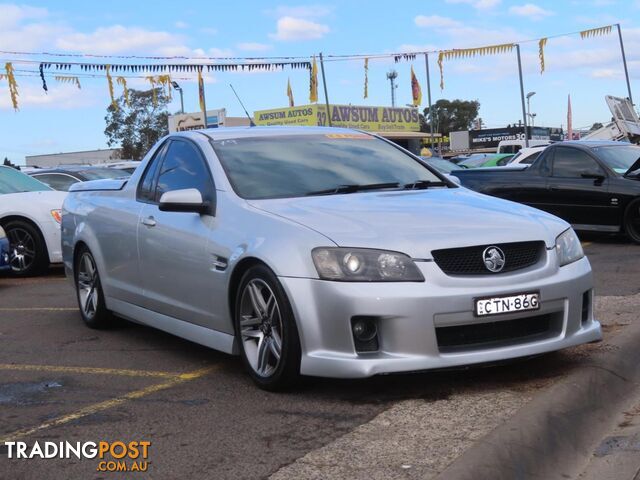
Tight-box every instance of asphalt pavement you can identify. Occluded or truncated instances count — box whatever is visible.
[0,234,637,479]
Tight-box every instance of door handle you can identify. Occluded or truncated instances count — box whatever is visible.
[141,216,157,227]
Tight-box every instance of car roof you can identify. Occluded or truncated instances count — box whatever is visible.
[560,140,633,149]
[174,126,369,141]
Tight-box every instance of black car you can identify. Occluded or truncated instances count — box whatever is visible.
[28,166,131,191]
[451,141,640,243]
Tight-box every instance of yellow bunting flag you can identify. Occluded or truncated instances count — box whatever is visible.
[116,77,129,106]
[286,77,294,107]
[197,67,206,116]
[157,74,172,101]
[580,25,612,39]
[105,65,117,110]
[437,52,445,90]
[55,75,81,89]
[146,76,158,106]
[538,38,548,74]
[4,62,19,111]
[364,58,369,99]
[410,65,422,106]
[309,56,318,103]
[436,43,515,90]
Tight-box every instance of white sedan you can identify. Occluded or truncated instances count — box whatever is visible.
[0,166,67,276]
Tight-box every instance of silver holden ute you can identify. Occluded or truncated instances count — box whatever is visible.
[61,127,602,390]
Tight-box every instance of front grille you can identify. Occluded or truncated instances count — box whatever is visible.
[432,241,544,275]
[436,313,558,353]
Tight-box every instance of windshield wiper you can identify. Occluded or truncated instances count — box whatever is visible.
[403,180,448,190]
[306,182,400,196]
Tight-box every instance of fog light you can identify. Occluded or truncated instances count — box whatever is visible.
[352,319,376,341]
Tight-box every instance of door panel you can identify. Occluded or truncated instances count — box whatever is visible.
[136,139,225,330]
[545,147,615,226]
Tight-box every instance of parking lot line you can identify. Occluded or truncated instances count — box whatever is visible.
[0,363,179,379]
[0,365,218,443]
[0,307,78,311]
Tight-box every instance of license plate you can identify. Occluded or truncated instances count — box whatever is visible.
[475,292,540,317]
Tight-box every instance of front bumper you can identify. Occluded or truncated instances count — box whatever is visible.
[280,252,601,378]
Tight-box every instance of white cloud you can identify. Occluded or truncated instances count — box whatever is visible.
[174,21,188,29]
[55,25,187,55]
[0,3,48,29]
[200,27,218,35]
[269,16,329,41]
[591,68,620,78]
[0,83,98,111]
[445,0,501,10]
[236,42,272,52]
[270,5,332,18]
[414,15,461,28]
[509,4,554,19]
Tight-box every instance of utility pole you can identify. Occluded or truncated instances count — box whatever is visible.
[424,53,435,150]
[319,52,332,127]
[616,24,633,105]
[516,45,529,147]
[386,70,398,107]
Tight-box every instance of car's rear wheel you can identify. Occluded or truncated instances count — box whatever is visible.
[623,199,640,244]
[75,247,113,329]
[234,265,301,391]
[3,220,48,277]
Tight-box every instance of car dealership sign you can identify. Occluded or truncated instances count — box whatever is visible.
[469,126,552,148]
[254,104,420,132]
[168,109,226,132]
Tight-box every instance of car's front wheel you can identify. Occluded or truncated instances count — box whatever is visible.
[74,247,113,329]
[3,220,48,276]
[235,265,301,391]
[623,199,640,244]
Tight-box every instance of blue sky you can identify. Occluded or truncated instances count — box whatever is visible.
[1,0,639,163]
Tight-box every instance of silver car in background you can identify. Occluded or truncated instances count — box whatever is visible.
[62,127,601,390]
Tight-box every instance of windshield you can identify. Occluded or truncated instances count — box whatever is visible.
[211,133,443,199]
[76,168,131,180]
[426,158,461,172]
[592,145,640,174]
[0,166,52,194]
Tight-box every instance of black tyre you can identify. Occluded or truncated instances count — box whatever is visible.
[3,219,48,277]
[74,247,113,329]
[623,199,640,244]
[234,265,301,391]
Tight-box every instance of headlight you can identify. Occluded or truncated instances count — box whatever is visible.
[555,228,584,267]
[50,209,62,224]
[0,226,5,239]
[312,247,424,282]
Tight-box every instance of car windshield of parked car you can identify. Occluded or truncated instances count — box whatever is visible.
[76,168,132,180]
[211,133,443,199]
[0,166,52,194]
[592,145,640,174]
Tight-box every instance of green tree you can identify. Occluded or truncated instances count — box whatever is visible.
[104,88,169,160]
[421,99,480,135]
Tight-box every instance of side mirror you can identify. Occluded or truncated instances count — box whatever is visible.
[445,174,461,186]
[159,188,210,214]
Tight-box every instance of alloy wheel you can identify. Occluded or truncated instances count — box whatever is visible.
[77,253,99,319]
[628,203,640,242]
[7,227,36,273]
[238,279,283,378]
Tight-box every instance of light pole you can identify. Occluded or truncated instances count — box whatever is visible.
[172,81,184,114]
[386,70,398,107]
[526,91,536,130]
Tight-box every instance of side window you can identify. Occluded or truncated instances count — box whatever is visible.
[522,152,541,165]
[154,140,214,203]
[33,174,79,191]
[552,148,604,178]
[137,142,167,202]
